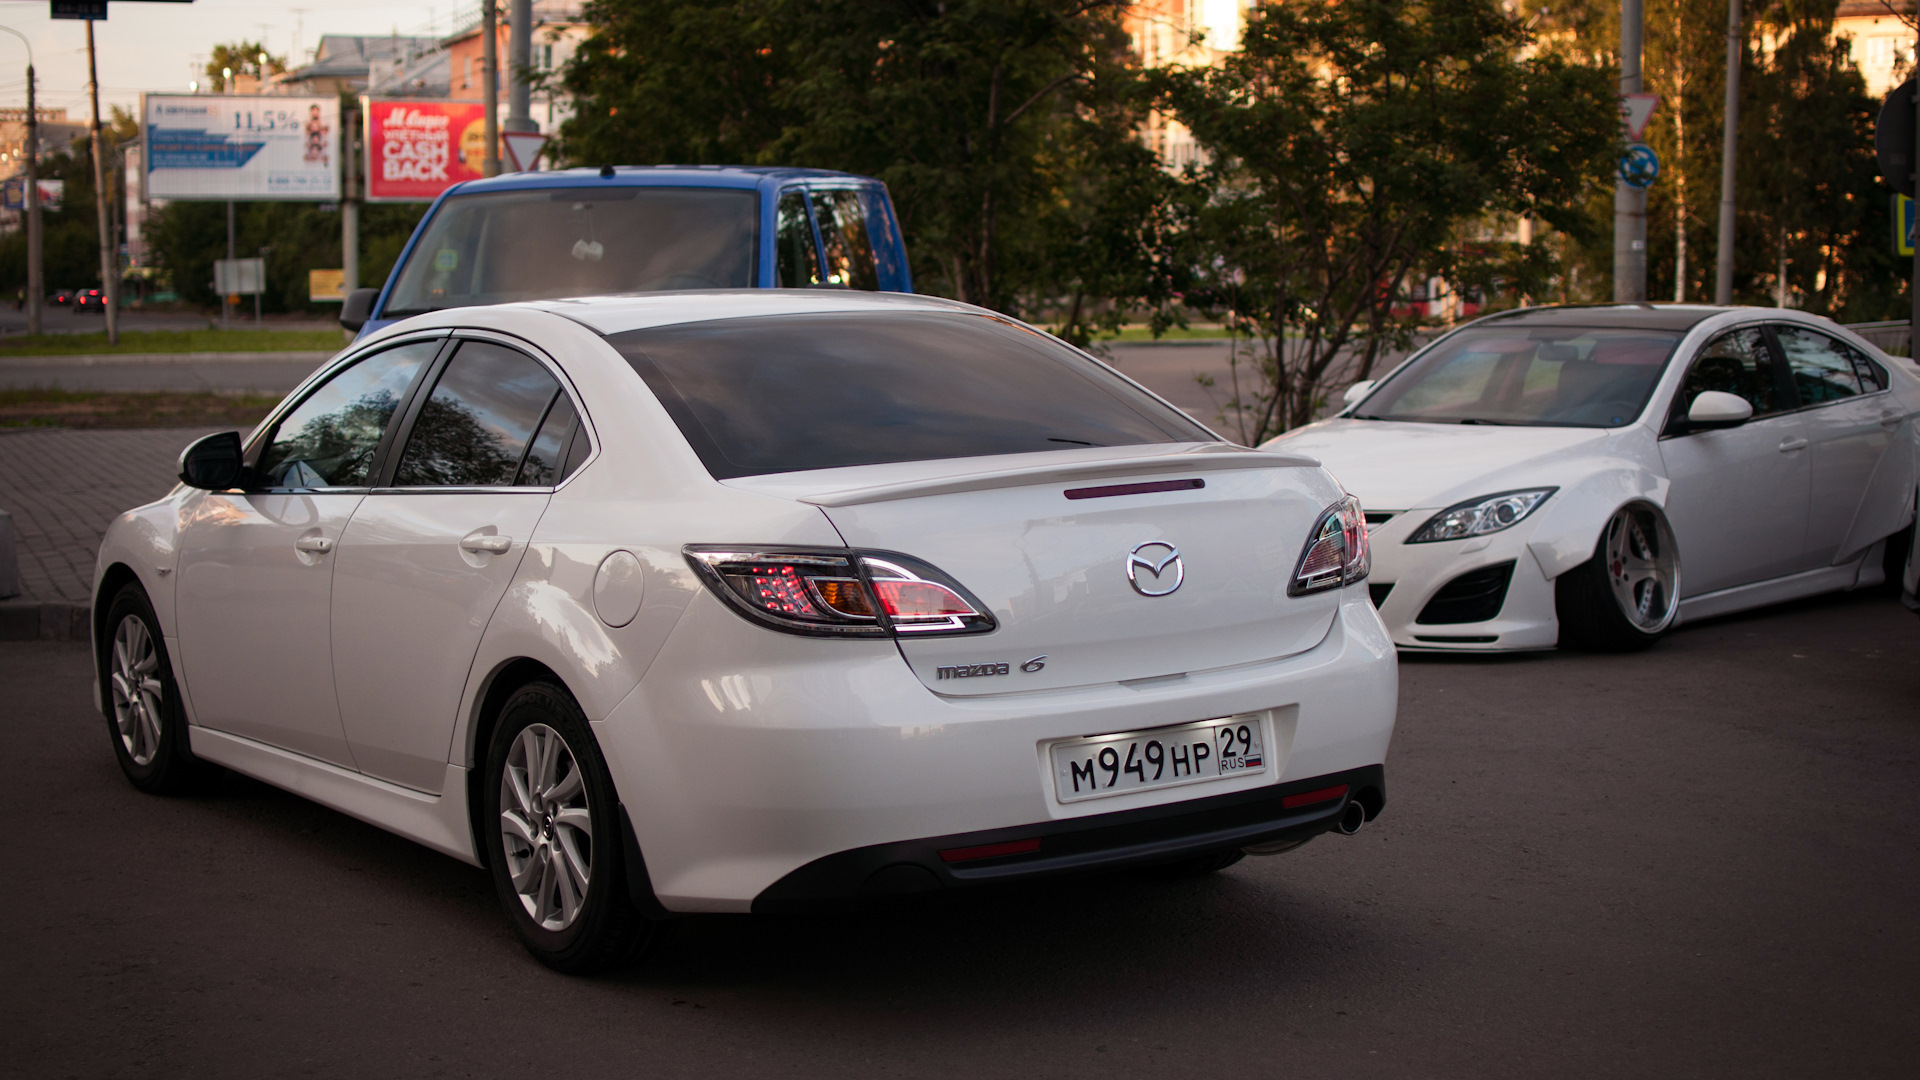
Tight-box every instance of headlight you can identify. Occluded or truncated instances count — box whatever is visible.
[1406,488,1556,544]
[1289,494,1370,595]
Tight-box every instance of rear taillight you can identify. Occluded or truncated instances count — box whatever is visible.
[685,546,997,637]
[1288,495,1370,596]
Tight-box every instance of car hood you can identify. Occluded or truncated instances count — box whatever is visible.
[1262,419,1613,510]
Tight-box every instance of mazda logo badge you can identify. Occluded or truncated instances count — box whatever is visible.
[1127,542,1183,597]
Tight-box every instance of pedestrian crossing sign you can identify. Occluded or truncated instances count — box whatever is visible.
[1898,194,1915,257]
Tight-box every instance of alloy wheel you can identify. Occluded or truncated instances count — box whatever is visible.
[499,723,594,931]
[110,614,165,766]
[1603,506,1679,633]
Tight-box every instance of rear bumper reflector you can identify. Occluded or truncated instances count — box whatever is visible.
[1064,478,1205,500]
[939,838,1042,863]
[1280,783,1350,809]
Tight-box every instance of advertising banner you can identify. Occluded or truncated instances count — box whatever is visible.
[365,100,492,202]
[2,178,64,211]
[144,94,340,201]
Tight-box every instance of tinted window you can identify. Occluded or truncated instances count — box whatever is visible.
[1774,325,1863,404]
[385,187,758,316]
[257,341,438,488]
[775,190,821,288]
[516,393,578,487]
[813,189,879,291]
[1357,326,1679,427]
[1672,328,1780,423]
[393,341,560,487]
[611,312,1213,478]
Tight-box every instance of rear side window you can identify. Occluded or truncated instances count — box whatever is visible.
[811,189,879,290]
[393,340,562,487]
[610,312,1212,478]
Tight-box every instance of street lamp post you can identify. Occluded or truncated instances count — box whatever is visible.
[0,26,40,336]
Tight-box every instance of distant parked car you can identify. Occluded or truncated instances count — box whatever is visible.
[50,289,72,307]
[1269,305,1919,651]
[341,166,912,339]
[74,288,105,313]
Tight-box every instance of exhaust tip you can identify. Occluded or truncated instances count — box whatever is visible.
[1333,799,1367,836]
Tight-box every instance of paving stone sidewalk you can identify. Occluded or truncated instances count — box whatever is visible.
[0,427,217,637]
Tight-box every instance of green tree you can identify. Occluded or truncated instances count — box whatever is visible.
[1150,0,1619,442]
[205,42,287,91]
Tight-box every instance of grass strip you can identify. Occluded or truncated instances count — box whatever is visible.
[0,328,345,356]
[0,388,279,429]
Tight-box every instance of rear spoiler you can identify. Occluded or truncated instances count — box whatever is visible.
[801,446,1320,508]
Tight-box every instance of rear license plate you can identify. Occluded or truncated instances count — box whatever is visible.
[1048,716,1265,804]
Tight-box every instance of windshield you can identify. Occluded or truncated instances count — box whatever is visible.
[384,187,759,316]
[1355,325,1681,427]
[610,312,1214,478]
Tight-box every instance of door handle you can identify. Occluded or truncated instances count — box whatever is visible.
[294,536,334,554]
[460,534,513,555]
[1777,436,1809,453]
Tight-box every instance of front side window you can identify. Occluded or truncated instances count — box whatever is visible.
[812,189,880,291]
[256,341,439,488]
[1670,328,1780,425]
[611,312,1212,478]
[392,341,562,487]
[1355,326,1680,427]
[384,187,759,316]
[774,189,821,288]
[1774,325,1865,405]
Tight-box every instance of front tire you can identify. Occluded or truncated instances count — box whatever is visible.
[483,682,655,974]
[101,583,205,794]
[1555,503,1680,651]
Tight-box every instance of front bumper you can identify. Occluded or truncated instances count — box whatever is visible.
[1366,510,1560,651]
[591,585,1397,912]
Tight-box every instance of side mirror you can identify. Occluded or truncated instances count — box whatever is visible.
[179,431,245,490]
[1342,380,1376,406]
[1686,390,1754,429]
[339,287,378,332]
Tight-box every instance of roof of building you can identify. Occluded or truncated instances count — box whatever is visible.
[291,34,441,81]
[366,48,451,98]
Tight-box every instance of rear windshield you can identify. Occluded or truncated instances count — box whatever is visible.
[384,187,758,317]
[1355,326,1682,427]
[609,312,1213,478]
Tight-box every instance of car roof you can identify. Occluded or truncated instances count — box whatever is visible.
[1467,304,1737,331]
[520,289,983,337]
[442,165,881,196]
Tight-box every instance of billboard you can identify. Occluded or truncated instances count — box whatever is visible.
[365,100,492,202]
[143,94,340,201]
[2,178,64,211]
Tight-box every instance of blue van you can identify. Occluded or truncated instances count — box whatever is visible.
[341,166,912,338]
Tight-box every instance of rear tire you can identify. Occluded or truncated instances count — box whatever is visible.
[1556,503,1680,651]
[482,681,657,974]
[101,583,206,794]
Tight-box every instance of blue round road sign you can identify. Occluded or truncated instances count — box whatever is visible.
[1620,143,1659,189]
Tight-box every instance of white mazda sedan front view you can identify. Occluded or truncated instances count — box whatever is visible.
[91,291,1396,972]
[1266,305,1920,652]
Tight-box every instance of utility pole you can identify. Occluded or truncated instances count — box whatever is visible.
[86,19,117,343]
[1714,0,1741,304]
[482,0,500,177]
[1614,0,1647,302]
[343,103,359,296]
[0,25,43,335]
[507,0,535,143]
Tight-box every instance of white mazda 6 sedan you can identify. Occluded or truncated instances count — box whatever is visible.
[1266,305,1920,652]
[92,291,1396,972]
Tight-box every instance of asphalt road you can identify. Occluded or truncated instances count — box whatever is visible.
[4,589,1915,1078]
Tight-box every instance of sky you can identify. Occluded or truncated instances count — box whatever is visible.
[0,0,469,120]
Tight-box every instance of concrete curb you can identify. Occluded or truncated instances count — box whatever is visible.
[0,600,88,641]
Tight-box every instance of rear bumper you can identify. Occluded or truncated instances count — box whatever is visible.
[752,765,1384,911]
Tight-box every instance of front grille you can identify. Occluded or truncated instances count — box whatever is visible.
[1368,583,1394,608]
[1415,561,1515,625]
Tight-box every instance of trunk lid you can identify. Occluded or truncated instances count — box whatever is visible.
[729,446,1344,696]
